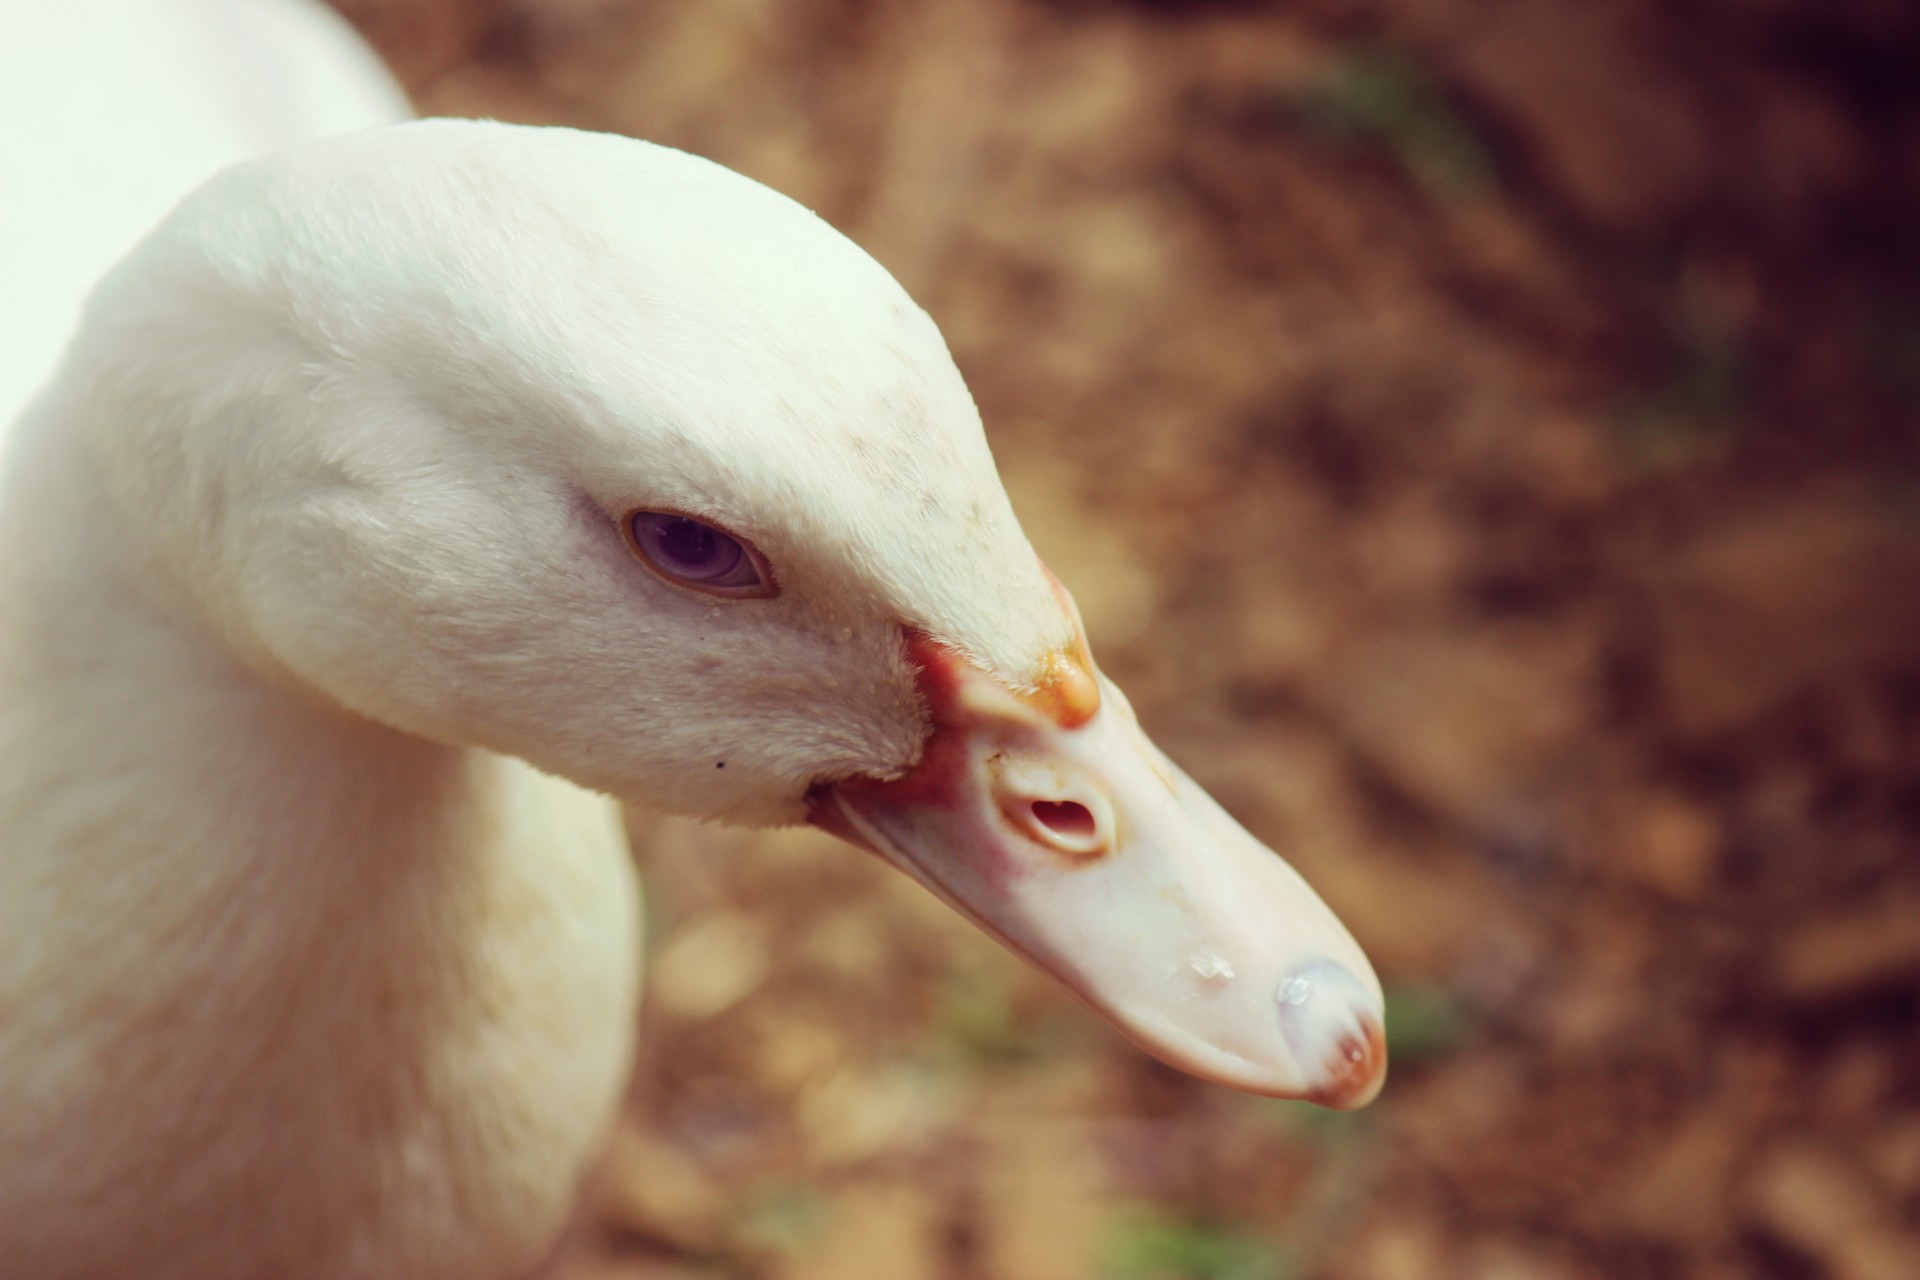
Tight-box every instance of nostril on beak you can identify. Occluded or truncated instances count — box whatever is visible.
[988,755,1113,859]
[1032,800,1095,841]
[998,789,1111,859]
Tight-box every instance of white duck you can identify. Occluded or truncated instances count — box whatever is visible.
[0,3,1385,1278]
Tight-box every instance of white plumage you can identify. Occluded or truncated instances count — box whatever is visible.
[0,5,1384,1277]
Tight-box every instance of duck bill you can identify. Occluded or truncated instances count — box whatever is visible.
[810,631,1385,1108]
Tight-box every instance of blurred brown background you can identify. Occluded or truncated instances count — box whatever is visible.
[325,2,1920,1277]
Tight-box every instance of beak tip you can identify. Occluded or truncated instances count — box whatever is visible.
[1303,1014,1388,1109]
[1276,959,1388,1109]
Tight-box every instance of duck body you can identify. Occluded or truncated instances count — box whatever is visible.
[2,5,1386,1278]
[0,0,409,430]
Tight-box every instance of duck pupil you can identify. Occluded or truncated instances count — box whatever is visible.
[658,518,718,567]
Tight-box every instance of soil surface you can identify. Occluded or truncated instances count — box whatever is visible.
[331,2,1920,1276]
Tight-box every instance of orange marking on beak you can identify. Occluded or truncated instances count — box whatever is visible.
[1033,559,1101,728]
[1030,648,1100,729]
[899,560,1103,733]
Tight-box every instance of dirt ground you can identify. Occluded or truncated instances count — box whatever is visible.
[328,2,1920,1276]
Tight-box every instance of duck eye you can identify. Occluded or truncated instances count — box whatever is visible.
[624,511,773,597]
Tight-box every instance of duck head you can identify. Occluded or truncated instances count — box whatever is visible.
[67,119,1383,1107]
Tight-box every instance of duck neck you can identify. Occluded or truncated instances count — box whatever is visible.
[0,388,498,992]
[0,388,641,1276]
[8,391,472,840]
